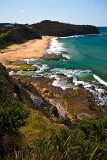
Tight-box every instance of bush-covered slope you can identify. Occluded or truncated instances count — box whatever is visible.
[0,26,42,49]
[0,63,30,156]
[0,21,99,49]
[15,26,42,40]
[0,63,53,157]
[0,63,30,134]
[32,20,99,36]
[0,64,107,160]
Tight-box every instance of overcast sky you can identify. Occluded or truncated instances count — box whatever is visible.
[0,0,107,26]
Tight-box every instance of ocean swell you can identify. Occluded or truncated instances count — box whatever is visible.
[94,74,107,87]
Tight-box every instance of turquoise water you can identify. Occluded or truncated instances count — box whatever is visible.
[15,27,107,116]
[58,31,107,81]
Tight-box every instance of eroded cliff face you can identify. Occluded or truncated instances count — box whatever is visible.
[18,75,102,122]
[32,20,99,37]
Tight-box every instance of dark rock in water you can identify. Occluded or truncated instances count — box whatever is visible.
[57,73,67,78]
[29,68,37,71]
[90,85,95,90]
[50,106,59,117]
[77,84,84,88]
[61,51,68,54]
[57,74,73,84]
[67,77,73,83]
[42,54,67,61]
[101,92,105,96]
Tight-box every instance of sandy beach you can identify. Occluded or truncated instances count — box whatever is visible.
[0,36,53,68]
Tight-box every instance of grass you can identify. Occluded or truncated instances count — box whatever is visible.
[0,30,11,38]
[42,54,66,61]
[7,61,37,71]
[55,94,60,98]
[6,61,22,65]
[50,55,63,60]
[20,107,58,144]
[20,64,37,70]
[1,107,107,160]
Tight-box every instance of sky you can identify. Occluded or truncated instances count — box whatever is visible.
[0,0,107,26]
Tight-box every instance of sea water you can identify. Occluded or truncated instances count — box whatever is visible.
[16,27,107,116]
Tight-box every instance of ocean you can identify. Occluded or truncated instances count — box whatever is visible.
[15,27,107,116]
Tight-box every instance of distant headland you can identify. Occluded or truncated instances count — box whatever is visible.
[0,20,99,49]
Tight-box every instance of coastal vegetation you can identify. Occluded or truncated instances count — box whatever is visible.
[0,20,99,49]
[0,21,106,159]
[42,53,67,61]
[0,62,107,159]
[0,26,42,49]
[32,20,99,37]
[7,60,37,72]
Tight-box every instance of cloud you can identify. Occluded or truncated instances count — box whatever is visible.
[20,10,25,13]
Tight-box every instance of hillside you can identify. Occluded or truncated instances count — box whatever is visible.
[0,62,60,157]
[0,21,106,159]
[0,21,99,49]
[32,20,100,36]
[0,26,42,49]
[0,62,107,159]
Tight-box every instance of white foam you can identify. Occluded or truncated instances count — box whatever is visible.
[62,54,70,59]
[50,68,107,107]
[51,68,91,78]
[94,74,107,86]
[33,64,49,73]
[58,35,86,39]
[22,58,38,64]
[9,71,15,76]
[9,70,24,76]
[49,74,73,90]
[58,34,100,39]
[73,77,107,106]
[47,37,67,54]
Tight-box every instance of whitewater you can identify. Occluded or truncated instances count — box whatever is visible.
[10,27,107,116]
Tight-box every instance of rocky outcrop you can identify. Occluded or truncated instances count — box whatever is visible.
[29,92,44,109]
[42,54,67,61]
[20,75,102,121]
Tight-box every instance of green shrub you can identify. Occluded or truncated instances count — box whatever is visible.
[0,75,8,86]
[1,118,107,160]
[0,90,30,136]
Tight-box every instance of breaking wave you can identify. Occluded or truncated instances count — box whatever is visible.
[94,74,107,87]
[50,68,107,107]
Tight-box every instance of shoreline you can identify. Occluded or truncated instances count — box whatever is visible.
[0,33,105,68]
[0,33,104,119]
[0,36,53,68]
